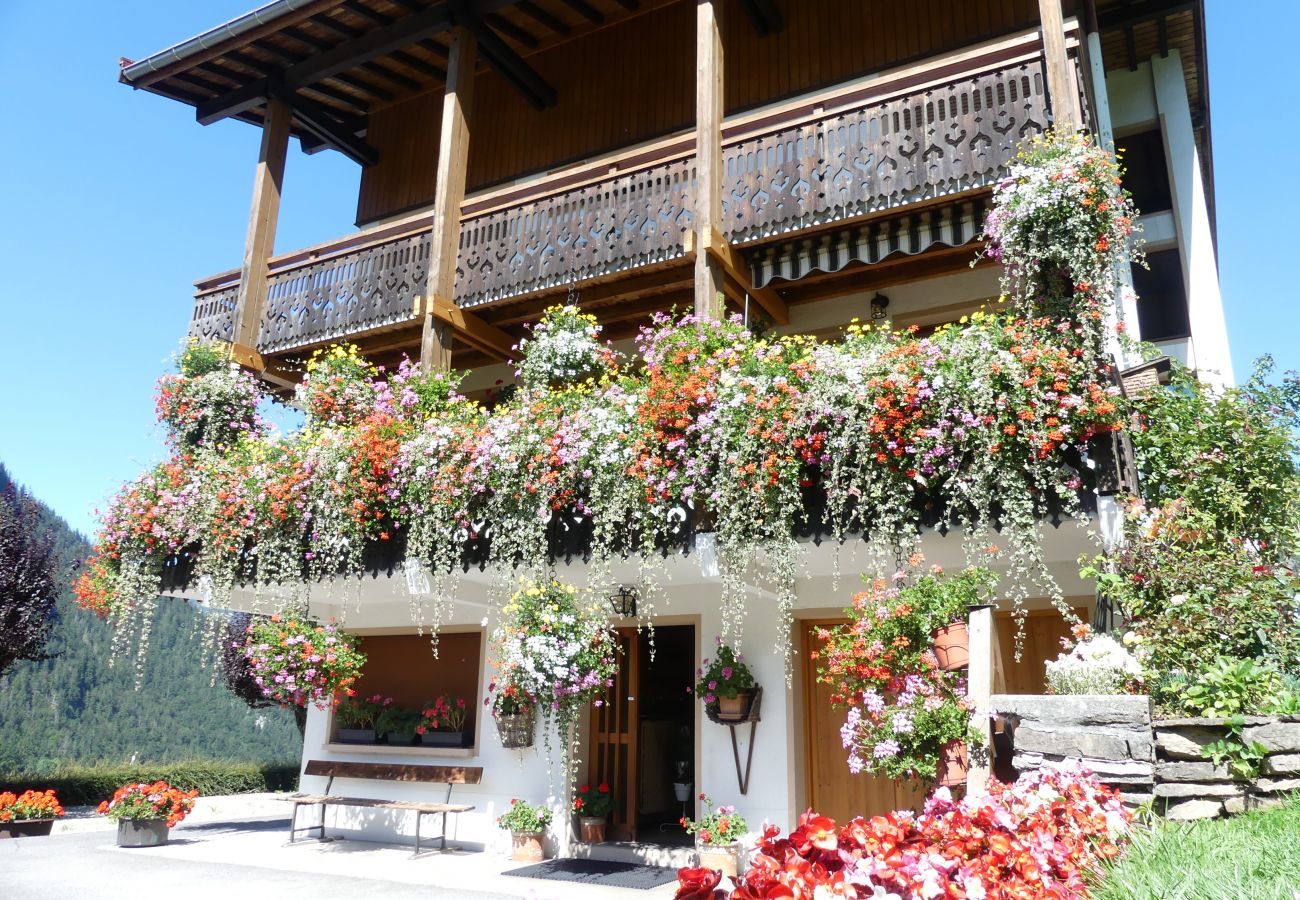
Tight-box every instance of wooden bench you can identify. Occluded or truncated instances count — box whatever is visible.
[286,760,483,856]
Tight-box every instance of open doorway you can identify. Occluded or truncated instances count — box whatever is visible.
[588,624,695,845]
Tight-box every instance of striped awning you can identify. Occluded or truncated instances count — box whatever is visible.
[747,198,991,289]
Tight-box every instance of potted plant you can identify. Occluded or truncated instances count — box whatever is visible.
[97,781,198,847]
[376,705,423,746]
[489,681,536,749]
[572,782,613,843]
[0,789,64,838]
[695,639,757,722]
[497,798,553,863]
[334,693,391,744]
[816,563,981,785]
[681,793,748,878]
[905,565,997,671]
[417,695,469,747]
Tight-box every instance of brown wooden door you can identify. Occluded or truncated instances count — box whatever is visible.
[801,620,927,824]
[994,607,1088,694]
[589,628,640,841]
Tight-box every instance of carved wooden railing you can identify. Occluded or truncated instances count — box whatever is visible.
[189,44,1072,351]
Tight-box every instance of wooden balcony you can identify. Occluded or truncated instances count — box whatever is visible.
[190,37,1077,360]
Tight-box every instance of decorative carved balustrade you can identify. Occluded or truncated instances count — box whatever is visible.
[189,48,1072,354]
[722,60,1050,244]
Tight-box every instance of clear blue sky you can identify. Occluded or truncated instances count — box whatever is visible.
[0,1,1293,538]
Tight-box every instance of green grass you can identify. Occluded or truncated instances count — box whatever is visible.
[1095,796,1300,900]
[0,760,299,807]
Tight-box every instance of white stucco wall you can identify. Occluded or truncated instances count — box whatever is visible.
[277,519,1099,852]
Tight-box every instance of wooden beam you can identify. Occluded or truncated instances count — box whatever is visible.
[560,0,604,24]
[702,227,789,325]
[197,3,453,125]
[517,1,571,36]
[427,295,520,361]
[694,0,726,319]
[1038,0,1076,129]
[280,91,379,166]
[234,97,291,350]
[455,4,557,108]
[420,26,477,373]
[738,0,782,36]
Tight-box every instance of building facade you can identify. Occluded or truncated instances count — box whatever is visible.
[125,0,1226,858]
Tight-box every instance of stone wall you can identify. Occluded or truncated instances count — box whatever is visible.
[991,695,1300,820]
[1152,716,1300,820]
[990,694,1155,806]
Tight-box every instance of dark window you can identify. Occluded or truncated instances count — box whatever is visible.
[1119,128,1173,215]
[1134,248,1190,341]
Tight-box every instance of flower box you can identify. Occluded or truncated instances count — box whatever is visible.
[385,731,417,746]
[419,729,465,747]
[337,727,378,745]
[117,819,170,847]
[0,819,55,838]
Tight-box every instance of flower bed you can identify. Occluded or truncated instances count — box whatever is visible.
[675,763,1131,899]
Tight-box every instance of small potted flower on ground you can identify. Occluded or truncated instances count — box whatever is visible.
[0,789,65,838]
[572,782,613,843]
[98,781,199,847]
[498,798,552,863]
[334,693,391,744]
[681,793,748,878]
[418,695,469,747]
[695,640,757,722]
[376,705,424,746]
[488,681,536,749]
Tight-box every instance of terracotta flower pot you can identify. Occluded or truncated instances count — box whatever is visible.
[0,819,55,838]
[937,739,970,788]
[578,815,607,843]
[697,843,742,878]
[932,620,970,670]
[510,830,545,862]
[116,819,170,848]
[715,690,754,722]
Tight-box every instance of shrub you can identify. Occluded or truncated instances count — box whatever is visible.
[0,761,298,807]
[497,798,552,833]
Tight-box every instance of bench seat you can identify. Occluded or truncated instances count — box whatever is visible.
[289,760,483,856]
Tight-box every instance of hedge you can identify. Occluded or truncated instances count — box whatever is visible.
[0,760,299,807]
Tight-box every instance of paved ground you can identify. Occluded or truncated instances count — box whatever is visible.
[3,813,679,900]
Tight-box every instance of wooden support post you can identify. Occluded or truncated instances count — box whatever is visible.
[234,96,291,351]
[693,0,726,320]
[420,26,476,373]
[965,605,1003,797]
[1038,0,1076,130]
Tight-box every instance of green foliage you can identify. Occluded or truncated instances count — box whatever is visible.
[694,641,756,703]
[0,761,298,807]
[1203,720,1269,780]
[1181,657,1284,719]
[334,694,390,729]
[0,464,302,774]
[177,339,230,378]
[0,468,65,678]
[1130,356,1300,554]
[1095,795,1300,900]
[496,798,552,833]
[375,706,422,736]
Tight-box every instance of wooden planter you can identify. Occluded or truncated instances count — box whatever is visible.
[0,819,55,838]
[578,815,607,843]
[698,843,743,878]
[932,621,970,670]
[510,830,546,862]
[116,819,170,848]
[497,711,536,749]
[936,739,970,787]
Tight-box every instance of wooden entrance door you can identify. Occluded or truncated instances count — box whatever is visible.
[589,628,640,841]
[801,620,927,823]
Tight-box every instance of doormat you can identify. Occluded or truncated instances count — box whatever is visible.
[503,858,679,890]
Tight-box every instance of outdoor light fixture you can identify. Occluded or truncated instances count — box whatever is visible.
[609,585,638,617]
[870,293,891,321]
